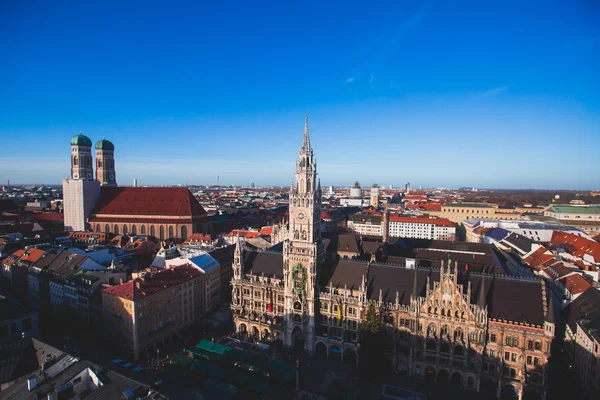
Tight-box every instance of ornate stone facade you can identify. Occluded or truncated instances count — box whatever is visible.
[230,118,553,399]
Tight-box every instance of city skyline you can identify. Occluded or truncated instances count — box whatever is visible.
[1,1,599,188]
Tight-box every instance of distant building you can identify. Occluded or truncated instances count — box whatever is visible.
[463,218,590,243]
[347,213,456,241]
[430,203,510,224]
[544,205,600,236]
[347,213,382,236]
[370,184,380,208]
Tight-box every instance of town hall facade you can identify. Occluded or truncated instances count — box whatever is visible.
[230,117,552,399]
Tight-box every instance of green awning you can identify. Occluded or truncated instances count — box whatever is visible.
[211,343,231,355]
[196,339,216,352]
[171,354,193,366]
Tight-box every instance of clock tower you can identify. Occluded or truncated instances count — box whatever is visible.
[283,116,323,353]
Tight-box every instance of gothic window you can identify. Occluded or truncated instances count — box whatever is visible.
[181,226,187,241]
[534,341,541,351]
[168,226,174,239]
[123,224,127,234]
[141,225,146,235]
[73,156,78,166]
[96,224,100,232]
[294,301,302,310]
[454,328,464,341]
[159,226,164,240]
[114,224,119,234]
[441,325,450,338]
[104,224,109,233]
[427,324,436,337]
[150,225,155,237]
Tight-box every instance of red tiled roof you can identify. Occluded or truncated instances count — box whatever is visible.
[102,265,203,301]
[184,233,212,245]
[558,274,592,295]
[523,246,555,269]
[20,248,46,263]
[3,249,24,266]
[228,230,260,238]
[91,187,207,217]
[259,227,273,235]
[551,231,600,263]
[362,209,382,216]
[389,215,454,227]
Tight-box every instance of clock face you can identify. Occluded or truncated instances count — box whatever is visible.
[297,212,305,221]
[109,174,114,180]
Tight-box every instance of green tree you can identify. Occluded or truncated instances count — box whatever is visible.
[357,302,386,381]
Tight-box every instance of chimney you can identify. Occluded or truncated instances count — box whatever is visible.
[27,376,37,391]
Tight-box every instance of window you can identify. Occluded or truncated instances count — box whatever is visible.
[534,357,539,366]
[141,225,146,235]
[150,225,155,237]
[490,333,497,343]
[159,225,165,240]
[534,341,542,351]
[511,353,517,362]
[168,226,174,239]
[527,356,532,365]
[505,352,510,361]
[114,224,119,234]
[181,226,187,241]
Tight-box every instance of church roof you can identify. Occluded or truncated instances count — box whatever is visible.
[91,187,207,218]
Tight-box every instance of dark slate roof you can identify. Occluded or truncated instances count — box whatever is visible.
[337,234,360,254]
[503,233,533,253]
[328,260,367,290]
[208,244,235,266]
[349,214,381,224]
[244,251,284,279]
[468,275,545,325]
[487,228,511,242]
[46,250,87,278]
[363,263,545,326]
[366,265,435,304]
[0,338,65,386]
[361,236,383,255]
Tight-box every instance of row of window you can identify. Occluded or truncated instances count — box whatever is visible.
[95,224,188,240]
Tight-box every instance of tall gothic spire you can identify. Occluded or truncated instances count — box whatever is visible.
[412,268,418,299]
[302,115,311,151]
[478,278,486,308]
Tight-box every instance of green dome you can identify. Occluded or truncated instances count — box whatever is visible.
[70,132,92,147]
[95,139,115,151]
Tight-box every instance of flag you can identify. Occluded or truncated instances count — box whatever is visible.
[465,263,469,272]
[337,300,342,325]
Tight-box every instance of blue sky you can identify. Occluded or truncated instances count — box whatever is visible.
[1,0,599,189]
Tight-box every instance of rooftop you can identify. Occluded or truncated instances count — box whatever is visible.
[102,265,203,301]
[548,205,600,214]
[444,203,494,208]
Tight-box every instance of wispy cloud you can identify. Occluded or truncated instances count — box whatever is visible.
[469,85,509,102]
[345,77,356,84]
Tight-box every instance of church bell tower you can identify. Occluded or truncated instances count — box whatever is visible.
[283,116,323,353]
